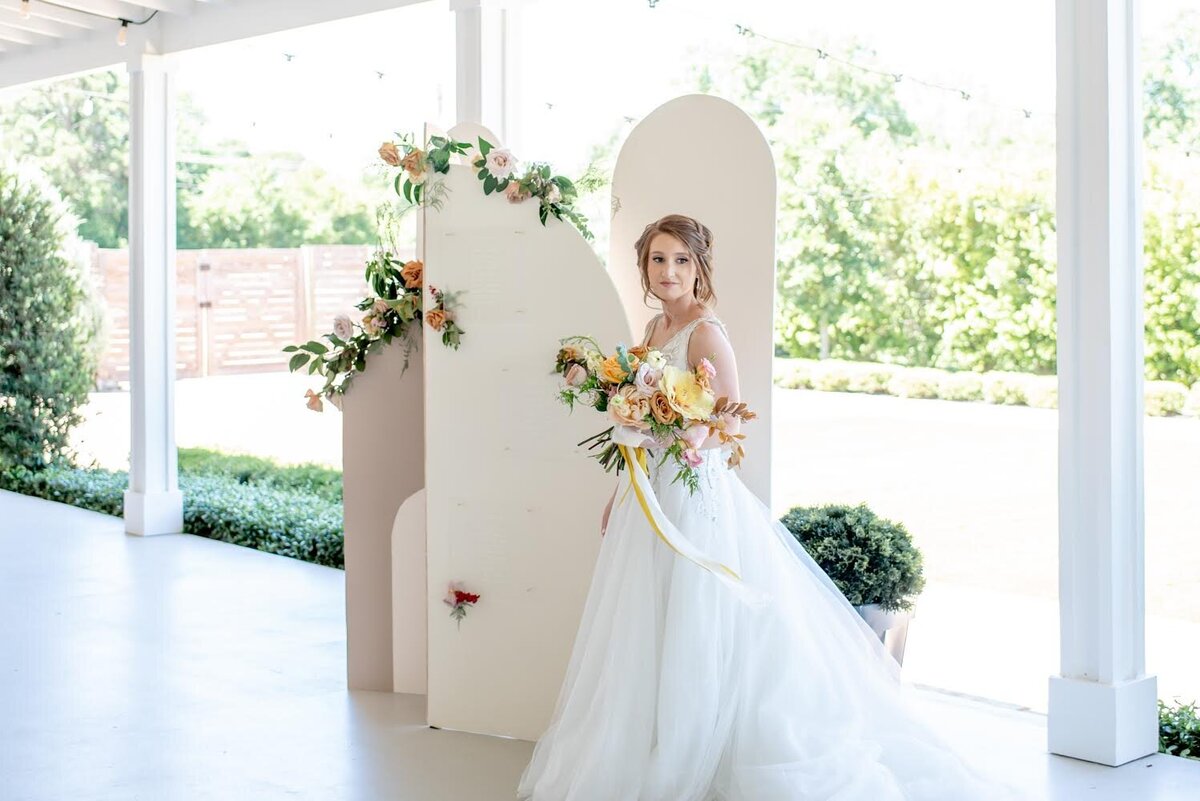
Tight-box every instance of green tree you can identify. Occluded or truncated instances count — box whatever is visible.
[0,164,100,469]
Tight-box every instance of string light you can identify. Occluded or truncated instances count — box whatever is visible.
[117,21,128,47]
[27,1,159,44]
[20,0,30,19]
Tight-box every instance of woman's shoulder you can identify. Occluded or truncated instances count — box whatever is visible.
[686,314,732,358]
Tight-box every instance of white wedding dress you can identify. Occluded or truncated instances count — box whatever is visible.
[518,315,1023,801]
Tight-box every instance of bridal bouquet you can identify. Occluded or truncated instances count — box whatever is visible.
[553,336,756,494]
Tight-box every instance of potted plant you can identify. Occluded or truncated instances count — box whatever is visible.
[779,503,925,665]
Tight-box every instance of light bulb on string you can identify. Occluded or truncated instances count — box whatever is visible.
[20,0,30,19]
[117,20,128,47]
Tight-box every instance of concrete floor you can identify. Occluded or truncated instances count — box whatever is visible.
[2,489,1198,800]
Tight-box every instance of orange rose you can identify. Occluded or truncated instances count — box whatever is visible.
[600,354,638,384]
[425,308,447,331]
[401,259,423,289]
[649,391,678,425]
[629,345,649,361]
[379,142,402,166]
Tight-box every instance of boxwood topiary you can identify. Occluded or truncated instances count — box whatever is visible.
[779,502,925,612]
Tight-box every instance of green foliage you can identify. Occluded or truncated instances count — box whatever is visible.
[0,164,100,470]
[780,503,925,613]
[178,447,342,503]
[1159,699,1200,760]
[0,455,345,568]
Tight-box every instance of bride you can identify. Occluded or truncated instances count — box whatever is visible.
[517,214,1022,800]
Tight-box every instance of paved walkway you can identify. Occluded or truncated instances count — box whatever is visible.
[69,375,1200,709]
[5,489,1198,801]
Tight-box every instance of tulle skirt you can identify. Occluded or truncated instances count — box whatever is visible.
[517,448,1024,800]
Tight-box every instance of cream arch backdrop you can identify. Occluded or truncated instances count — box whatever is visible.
[343,98,777,741]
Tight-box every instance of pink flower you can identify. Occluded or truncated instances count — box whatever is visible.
[564,363,587,387]
[634,363,661,397]
[682,448,704,468]
[680,423,709,451]
[696,357,716,381]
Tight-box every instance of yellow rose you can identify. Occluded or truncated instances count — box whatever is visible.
[660,365,715,421]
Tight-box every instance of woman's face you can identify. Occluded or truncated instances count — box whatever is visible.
[646,232,697,305]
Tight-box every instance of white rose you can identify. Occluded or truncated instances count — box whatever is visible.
[333,314,354,341]
[486,148,518,180]
[545,183,562,204]
[646,350,667,370]
[585,351,604,374]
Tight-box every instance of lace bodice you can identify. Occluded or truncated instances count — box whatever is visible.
[642,313,731,371]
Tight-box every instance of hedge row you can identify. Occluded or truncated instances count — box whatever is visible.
[775,358,1200,417]
[1,449,344,568]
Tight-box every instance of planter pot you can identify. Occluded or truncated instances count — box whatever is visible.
[853,603,914,666]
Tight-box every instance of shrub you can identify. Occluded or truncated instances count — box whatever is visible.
[847,363,898,394]
[982,371,1029,405]
[774,358,814,389]
[937,371,985,402]
[1145,380,1189,416]
[1025,377,1058,409]
[888,367,942,399]
[1160,699,1200,760]
[811,360,853,392]
[178,447,342,502]
[1,460,344,569]
[0,164,100,470]
[779,503,925,612]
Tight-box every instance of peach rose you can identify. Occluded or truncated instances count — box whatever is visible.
[557,344,586,364]
[608,385,650,428]
[649,391,678,425]
[400,148,425,174]
[401,260,423,289]
[425,308,447,331]
[505,181,531,203]
[378,142,401,166]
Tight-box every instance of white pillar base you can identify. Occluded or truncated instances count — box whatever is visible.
[124,489,183,537]
[1048,674,1158,766]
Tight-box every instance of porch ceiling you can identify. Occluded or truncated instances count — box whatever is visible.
[0,0,427,90]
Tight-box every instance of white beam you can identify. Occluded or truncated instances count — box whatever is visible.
[0,0,103,29]
[123,51,182,537]
[0,10,85,38]
[131,0,195,15]
[50,0,149,20]
[0,22,45,45]
[1050,0,1157,767]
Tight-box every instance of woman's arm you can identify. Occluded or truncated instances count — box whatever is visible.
[688,321,741,448]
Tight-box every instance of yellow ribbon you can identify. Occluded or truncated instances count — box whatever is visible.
[615,444,767,606]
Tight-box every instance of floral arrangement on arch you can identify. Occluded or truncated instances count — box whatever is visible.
[287,251,462,411]
[379,132,594,241]
[553,337,756,494]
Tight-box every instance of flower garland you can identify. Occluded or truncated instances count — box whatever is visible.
[379,132,594,241]
[289,132,593,410]
[287,251,461,410]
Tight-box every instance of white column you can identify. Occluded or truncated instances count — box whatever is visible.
[1050,0,1157,766]
[124,53,183,537]
[450,0,520,148]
